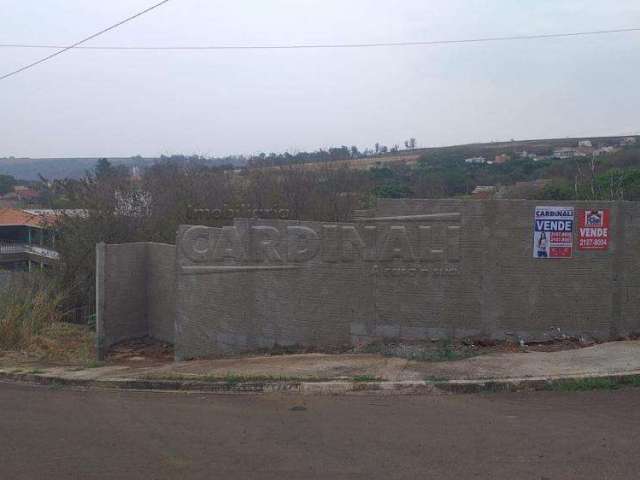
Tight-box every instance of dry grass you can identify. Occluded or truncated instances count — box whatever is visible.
[27,322,95,364]
[262,153,422,172]
[0,273,65,350]
[0,273,95,364]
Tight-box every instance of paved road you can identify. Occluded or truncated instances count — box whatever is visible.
[1,382,639,479]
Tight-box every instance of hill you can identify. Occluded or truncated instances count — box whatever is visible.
[1,135,636,180]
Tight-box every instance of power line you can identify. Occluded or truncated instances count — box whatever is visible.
[0,0,172,81]
[1,27,639,52]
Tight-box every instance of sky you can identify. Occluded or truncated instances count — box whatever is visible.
[1,0,640,158]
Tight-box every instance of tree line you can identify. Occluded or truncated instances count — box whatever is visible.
[33,141,640,310]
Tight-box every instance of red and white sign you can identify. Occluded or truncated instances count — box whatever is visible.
[578,209,610,251]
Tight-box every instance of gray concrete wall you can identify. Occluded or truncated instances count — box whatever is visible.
[147,243,176,343]
[96,242,175,358]
[369,199,640,341]
[173,200,640,359]
[175,221,372,359]
[98,200,640,360]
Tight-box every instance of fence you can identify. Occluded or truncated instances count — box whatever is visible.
[64,304,96,326]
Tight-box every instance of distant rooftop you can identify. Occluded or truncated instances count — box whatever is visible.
[0,208,51,227]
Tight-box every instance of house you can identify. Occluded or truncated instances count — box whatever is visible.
[471,186,496,199]
[621,137,637,146]
[553,147,587,159]
[593,146,619,157]
[518,151,541,161]
[0,208,59,271]
[464,156,486,164]
[0,185,42,205]
[494,154,510,164]
[578,140,593,148]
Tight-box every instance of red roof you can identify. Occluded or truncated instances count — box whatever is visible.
[0,209,53,227]
[17,189,41,199]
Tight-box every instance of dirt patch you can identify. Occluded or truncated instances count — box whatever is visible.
[106,337,174,366]
[355,337,595,362]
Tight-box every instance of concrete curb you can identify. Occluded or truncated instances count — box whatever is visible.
[2,370,640,395]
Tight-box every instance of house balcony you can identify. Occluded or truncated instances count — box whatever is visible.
[0,241,59,259]
[0,240,59,271]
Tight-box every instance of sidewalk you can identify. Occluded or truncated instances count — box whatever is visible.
[2,341,640,394]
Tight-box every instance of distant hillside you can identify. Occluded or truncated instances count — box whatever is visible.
[0,157,155,181]
[1,135,635,180]
[0,156,242,181]
[254,135,636,171]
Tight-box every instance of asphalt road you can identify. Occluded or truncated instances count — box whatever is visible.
[1,382,639,479]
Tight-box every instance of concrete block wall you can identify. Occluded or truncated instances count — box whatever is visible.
[147,243,177,343]
[370,199,640,341]
[98,200,640,360]
[96,242,175,358]
[175,221,372,359]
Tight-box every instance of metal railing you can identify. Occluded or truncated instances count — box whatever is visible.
[0,241,59,259]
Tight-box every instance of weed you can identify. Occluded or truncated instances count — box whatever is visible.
[223,373,242,386]
[85,360,105,369]
[48,381,64,391]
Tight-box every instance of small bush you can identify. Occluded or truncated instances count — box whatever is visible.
[0,273,66,350]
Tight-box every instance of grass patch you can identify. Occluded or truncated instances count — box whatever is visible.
[223,373,242,386]
[406,340,478,362]
[547,376,640,392]
[27,368,45,374]
[84,359,105,369]
[352,374,381,382]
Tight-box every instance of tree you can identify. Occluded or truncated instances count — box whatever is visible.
[94,158,128,179]
[404,138,417,150]
[0,174,17,195]
[94,158,113,179]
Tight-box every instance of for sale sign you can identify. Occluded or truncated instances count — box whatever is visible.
[533,206,574,258]
[578,209,610,251]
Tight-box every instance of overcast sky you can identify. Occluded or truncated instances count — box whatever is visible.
[1,0,640,158]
